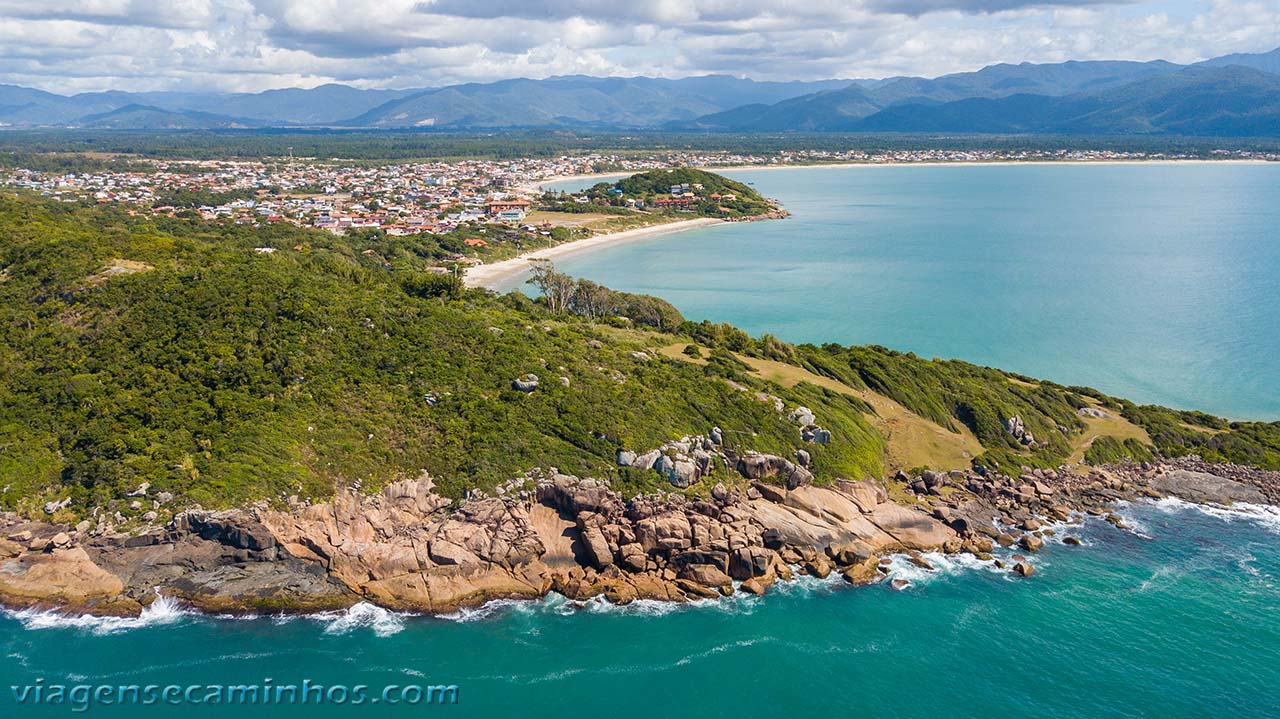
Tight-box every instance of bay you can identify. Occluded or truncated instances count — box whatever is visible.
[537,163,1280,420]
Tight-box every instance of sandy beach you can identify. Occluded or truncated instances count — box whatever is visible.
[464,217,723,289]
[530,158,1272,191]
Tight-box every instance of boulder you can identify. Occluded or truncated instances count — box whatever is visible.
[668,460,699,489]
[428,539,480,567]
[679,564,733,590]
[802,555,832,579]
[536,475,620,516]
[751,481,788,504]
[653,454,674,476]
[579,525,614,569]
[632,450,661,471]
[1149,470,1267,506]
[789,406,816,426]
[786,465,815,489]
[1019,535,1045,553]
[512,374,540,392]
[1013,562,1036,577]
[835,480,886,513]
[866,503,957,550]
[801,426,831,445]
[840,556,882,585]
[728,546,773,580]
[177,511,276,551]
[635,514,692,552]
[828,540,876,567]
[618,544,648,572]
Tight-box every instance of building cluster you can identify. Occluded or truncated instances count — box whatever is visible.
[2,155,631,235]
[3,148,1275,236]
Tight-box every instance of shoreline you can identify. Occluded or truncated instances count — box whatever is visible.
[464,217,724,289]
[8,495,1267,630]
[535,158,1273,189]
[1,455,1276,620]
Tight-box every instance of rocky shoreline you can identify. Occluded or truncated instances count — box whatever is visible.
[1,451,1275,619]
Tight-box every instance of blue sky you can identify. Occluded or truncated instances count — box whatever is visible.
[0,0,1275,93]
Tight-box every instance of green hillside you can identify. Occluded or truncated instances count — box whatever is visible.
[0,195,1275,521]
[586,168,776,217]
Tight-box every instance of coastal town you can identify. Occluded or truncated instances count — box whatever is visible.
[3,146,1274,244]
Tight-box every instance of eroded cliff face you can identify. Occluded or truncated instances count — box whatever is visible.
[0,469,959,615]
[1,456,1275,617]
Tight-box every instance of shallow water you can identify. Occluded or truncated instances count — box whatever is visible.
[3,502,1279,717]
[533,164,1280,420]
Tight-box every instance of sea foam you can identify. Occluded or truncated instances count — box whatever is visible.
[1149,496,1280,535]
[3,593,188,635]
[312,601,408,637]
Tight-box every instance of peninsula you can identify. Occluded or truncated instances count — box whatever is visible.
[0,191,1276,616]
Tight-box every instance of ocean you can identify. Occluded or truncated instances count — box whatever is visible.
[4,501,1280,717]
[4,163,1279,718]
[532,163,1280,421]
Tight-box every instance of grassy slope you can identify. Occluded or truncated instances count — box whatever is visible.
[1,195,1276,521]
[0,196,879,516]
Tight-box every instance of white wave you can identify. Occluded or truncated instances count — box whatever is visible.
[1150,496,1280,535]
[881,551,1006,587]
[673,637,768,667]
[773,567,847,596]
[435,598,529,623]
[1105,502,1154,539]
[313,602,408,637]
[4,593,188,635]
[581,595,703,617]
[1137,564,1181,593]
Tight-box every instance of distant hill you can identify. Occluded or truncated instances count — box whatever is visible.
[851,66,1280,137]
[1196,47,1280,75]
[348,75,855,128]
[79,104,263,130]
[869,59,1184,106]
[138,85,420,125]
[0,85,124,126]
[684,85,882,131]
[689,63,1280,136]
[0,47,1276,135]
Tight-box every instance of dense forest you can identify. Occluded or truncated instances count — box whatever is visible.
[0,195,1275,523]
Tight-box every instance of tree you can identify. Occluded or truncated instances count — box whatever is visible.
[402,272,463,300]
[528,260,576,313]
[569,279,612,319]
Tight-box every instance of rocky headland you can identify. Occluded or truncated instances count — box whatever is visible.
[1,444,1274,618]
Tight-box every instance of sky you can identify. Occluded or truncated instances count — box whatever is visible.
[0,0,1276,94]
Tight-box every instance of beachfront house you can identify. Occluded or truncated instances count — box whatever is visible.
[485,198,531,220]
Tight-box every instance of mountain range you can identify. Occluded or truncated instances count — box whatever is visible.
[0,47,1277,136]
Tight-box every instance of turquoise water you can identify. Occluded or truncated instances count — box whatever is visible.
[5,164,1279,717]
[4,501,1280,717]
[533,164,1280,420]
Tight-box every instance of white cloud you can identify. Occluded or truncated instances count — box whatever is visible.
[0,0,1273,93]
